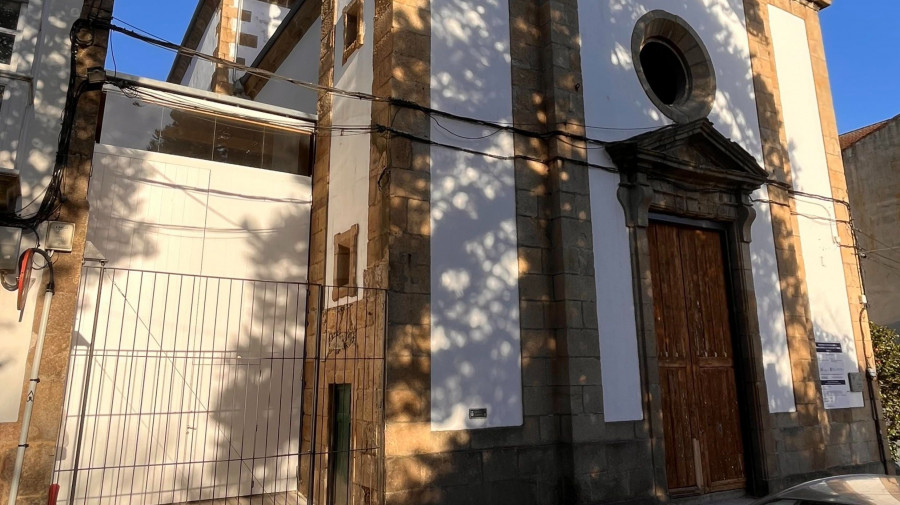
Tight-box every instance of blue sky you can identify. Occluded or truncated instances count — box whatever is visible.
[821,0,900,133]
[106,1,195,81]
[108,1,895,134]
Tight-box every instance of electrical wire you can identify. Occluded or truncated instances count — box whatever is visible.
[96,20,676,139]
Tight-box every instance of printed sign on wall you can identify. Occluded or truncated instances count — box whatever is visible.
[816,342,854,409]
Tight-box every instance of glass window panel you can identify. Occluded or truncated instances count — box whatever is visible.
[97,90,315,172]
[0,32,13,64]
[213,117,264,168]
[99,93,167,151]
[262,129,312,175]
[0,1,20,31]
[157,108,216,159]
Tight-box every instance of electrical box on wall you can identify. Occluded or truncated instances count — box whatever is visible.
[0,227,21,271]
[848,372,864,393]
[46,221,75,252]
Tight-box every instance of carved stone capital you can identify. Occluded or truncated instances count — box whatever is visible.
[737,193,757,243]
[617,173,655,229]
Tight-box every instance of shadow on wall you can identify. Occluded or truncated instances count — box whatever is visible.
[428,0,523,430]
[386,0,872,503]
[598,0,811,411]
[52,93,317,502]
[49,1,871,505]
[54,199,314,504]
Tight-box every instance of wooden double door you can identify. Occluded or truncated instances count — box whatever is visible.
[648,221,746,495]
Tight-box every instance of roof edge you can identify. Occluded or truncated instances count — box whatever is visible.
[240,0,321,99]
[167,0,219,84]
[840,114,900,151]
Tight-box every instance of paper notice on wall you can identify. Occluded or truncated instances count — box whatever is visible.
[816,342,854,409]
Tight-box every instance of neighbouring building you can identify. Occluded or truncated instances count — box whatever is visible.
[168,0,296,93]
[0,0,893,505]
[841,114,900,331]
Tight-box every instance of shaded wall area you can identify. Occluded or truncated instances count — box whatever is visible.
[842,116,900,331]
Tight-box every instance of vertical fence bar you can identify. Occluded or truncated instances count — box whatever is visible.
[308,285,325,505]
[67,263,107,503]
[379,290,387,505]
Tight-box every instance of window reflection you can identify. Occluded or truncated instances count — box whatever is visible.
[158,108,216,160]
[98,90,313,176]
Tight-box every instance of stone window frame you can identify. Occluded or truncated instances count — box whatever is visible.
[332,224,359,301]
[631,10,716,124]
[341,0,364,65]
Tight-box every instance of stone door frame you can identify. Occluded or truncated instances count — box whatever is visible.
[609,120,776,499]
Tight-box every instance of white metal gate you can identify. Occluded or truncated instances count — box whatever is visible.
[52,266,385,505]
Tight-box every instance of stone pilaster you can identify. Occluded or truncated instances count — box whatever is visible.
[743,0,890,487]
[212,0,238,94]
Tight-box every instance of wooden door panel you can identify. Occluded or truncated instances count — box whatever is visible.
[697,367,745,487]
[660,366,698,491]
[649,221,745,495]
[649,224,690,362]
[679,228,734,362]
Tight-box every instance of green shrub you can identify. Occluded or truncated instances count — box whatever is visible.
[871,322,900,461]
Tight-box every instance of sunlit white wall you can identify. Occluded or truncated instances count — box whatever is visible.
[253,16,321,115]
[429,0,522,431]
[768,5,862,409]
[235,0,294,67]
[325,0,374,295]
[53,145,312,504]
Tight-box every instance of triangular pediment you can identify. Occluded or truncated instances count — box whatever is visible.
[605,119,769,189]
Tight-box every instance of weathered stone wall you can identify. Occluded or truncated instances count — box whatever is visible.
[300,292,386,505]
[842,118,900,331]
[362,0,890,503]
[212,0,238,94]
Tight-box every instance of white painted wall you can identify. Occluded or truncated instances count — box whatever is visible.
[235,0,293,67]
[53,144,312,504]
[0,0,88,423]
[578,0,797,417]
[86,144,311,280]
[182,10,220,90]
[768,6,863,409]
[430,0,522,431]
[253,17,321,115]
[324,0,373,296]
[588,170,642,422]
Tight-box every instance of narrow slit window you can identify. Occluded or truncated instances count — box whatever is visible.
[332,224,358,300]
[335,244,351,287]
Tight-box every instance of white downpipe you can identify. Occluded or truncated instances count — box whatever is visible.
[7,287,54,505]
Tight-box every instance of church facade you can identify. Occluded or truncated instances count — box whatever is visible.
[239,0,890,503]
[0,0,890,504]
